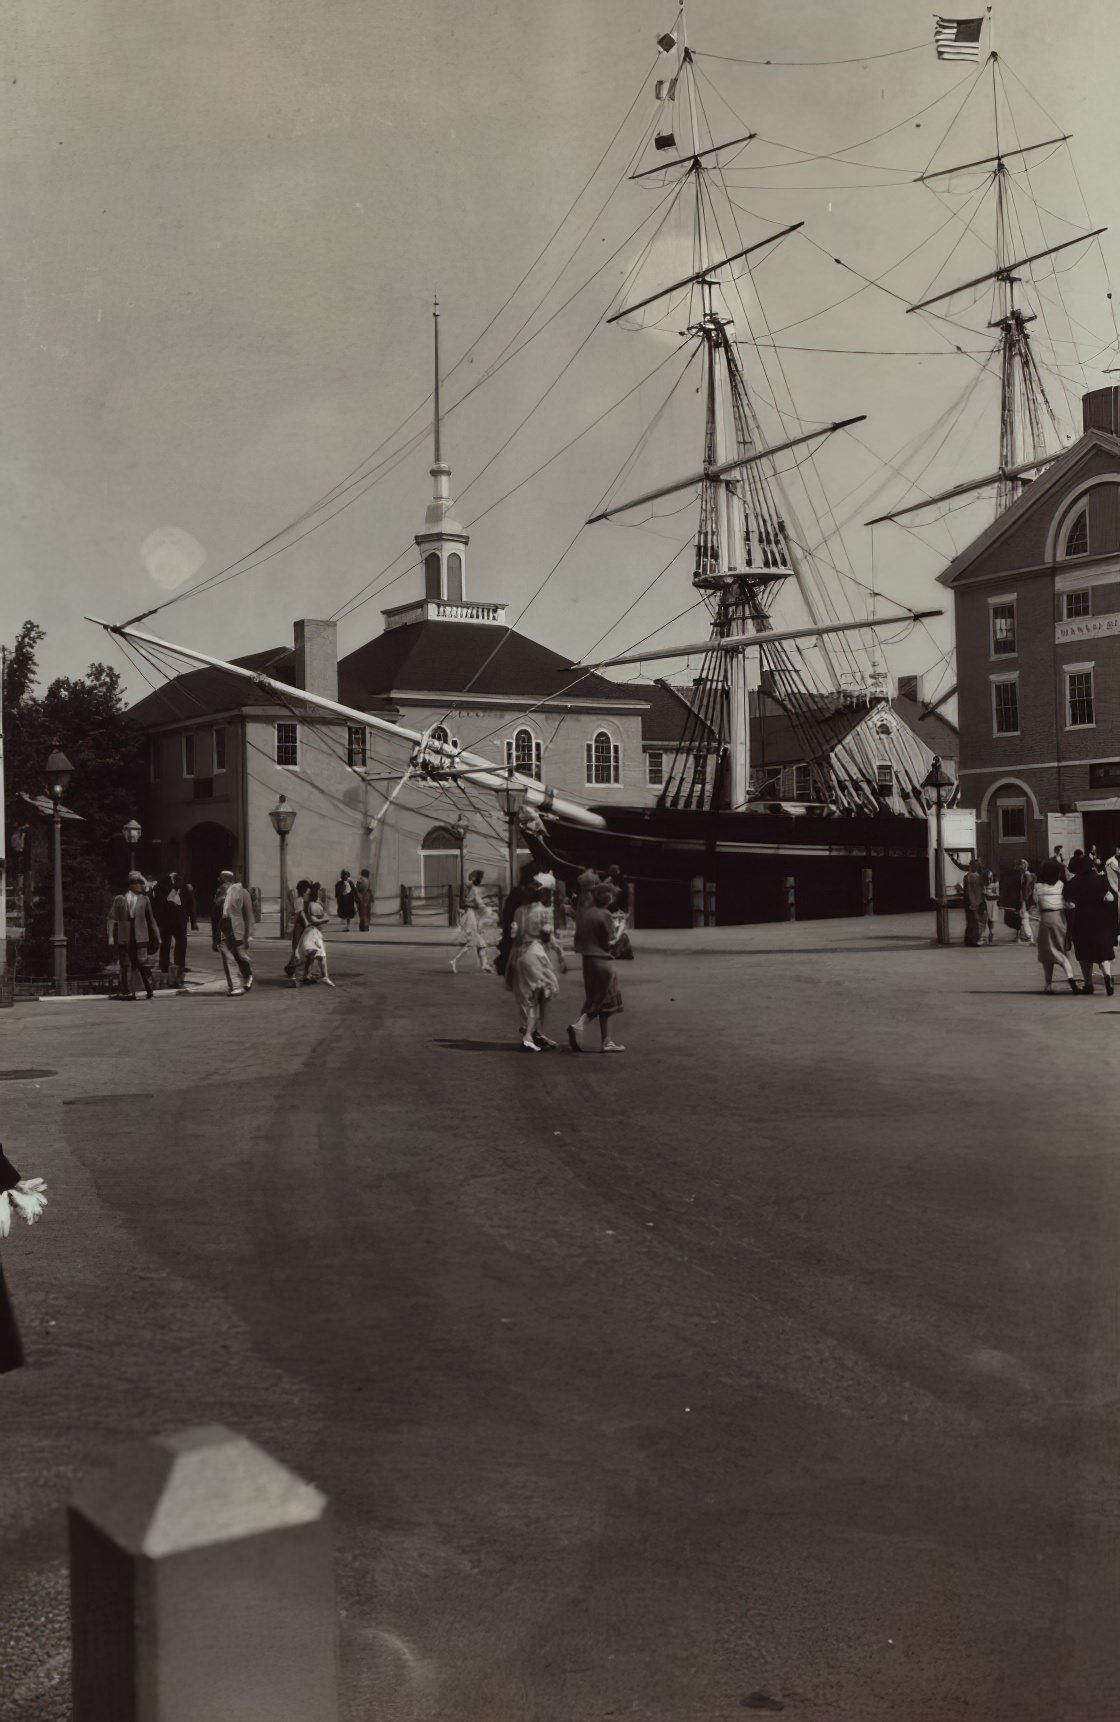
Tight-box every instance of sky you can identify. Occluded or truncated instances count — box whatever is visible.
[3,0,1119,714]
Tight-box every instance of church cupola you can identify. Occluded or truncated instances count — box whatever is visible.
[415,297,469,602]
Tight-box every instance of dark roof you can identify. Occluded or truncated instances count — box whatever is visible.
[628,681,713,744]
[750,694,874,767]
[337,621,639,707]
[128,648,297,728]
[891,693,959,761]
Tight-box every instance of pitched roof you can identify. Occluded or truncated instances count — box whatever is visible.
[337,620,639,706]
[750,694,876,766]
[891,692,959,761]
[627,681,713,744]
[127,648,297,728]
[936,428,1120,587]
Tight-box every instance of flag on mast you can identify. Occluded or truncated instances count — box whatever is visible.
[933,16,985,60]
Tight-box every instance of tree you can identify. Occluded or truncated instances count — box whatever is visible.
[4,622,146,976]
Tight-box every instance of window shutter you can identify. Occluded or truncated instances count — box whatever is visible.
[505,739,514,771]
[586,742,594,783]
[612,744,620,784]
[534,741,542,780]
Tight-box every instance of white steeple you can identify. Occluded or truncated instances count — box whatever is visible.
[415,296,469,601]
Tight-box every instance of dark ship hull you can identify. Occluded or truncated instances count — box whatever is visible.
[527,805,930,928]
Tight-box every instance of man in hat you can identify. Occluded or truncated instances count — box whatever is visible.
[108,871,160,1000]
[213,869,255,996]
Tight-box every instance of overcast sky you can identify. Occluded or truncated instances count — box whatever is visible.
[3,0,1117,709]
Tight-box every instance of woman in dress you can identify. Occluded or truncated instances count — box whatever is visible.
[284,879,312,981]
[294,884,336,988]
[1,1147,49,1375]
[505,883,560,1050]
[450,870,494,975]
[1064,854,1118,996]
[334,870,357,932]
[567,883,626,1053]
[1032,859,1079,994]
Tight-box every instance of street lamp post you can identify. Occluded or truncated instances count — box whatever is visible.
[45,747,75,994]
[269,795,297,938]
[451,817,468,898]
[122,818,142,866]
[922,755,954,947]
[494,776,528,898]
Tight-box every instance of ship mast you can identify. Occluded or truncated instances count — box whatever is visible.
[869,51,1105,527]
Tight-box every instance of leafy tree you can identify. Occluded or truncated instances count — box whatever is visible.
[4,622,146,977]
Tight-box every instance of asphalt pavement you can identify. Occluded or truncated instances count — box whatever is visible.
[0,914,1117,1721]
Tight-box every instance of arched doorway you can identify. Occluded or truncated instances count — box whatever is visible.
[185,821,237,907]
[421,825,463,893]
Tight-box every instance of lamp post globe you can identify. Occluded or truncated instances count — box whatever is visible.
[269,795,298,938]
[44,745,75,994]
[495,776,528,895]
[921,755,954,947]
[122,818,142,851]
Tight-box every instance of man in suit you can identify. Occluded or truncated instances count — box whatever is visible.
[154,872,198,988]
[213,869,255,996]
[108,871,160,1000]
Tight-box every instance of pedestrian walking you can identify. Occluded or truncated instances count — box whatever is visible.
[153,872,198,988]
[354,868,373,932]
[576,863,602,910]
[495,861,539,977]
[284,879,312,980]
[567,883,626,1054]
[962,858,986,947]
[533,873,568,979]
[1105,844,1120,899]
[451,870,494,974]
[1064,854,1118,996]
[335,870,357,931]
[1017,858,1038,944]
[1033,860,1079,994]
[505,882,560,1049]
[212,869,255,995]
[1,1146,48,1376]
[109,871,160,1000]
[294,884,335,987]
[981,865,998,944]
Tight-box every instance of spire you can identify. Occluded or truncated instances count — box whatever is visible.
[415,298,468,603]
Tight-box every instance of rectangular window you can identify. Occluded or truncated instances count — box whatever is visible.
[1066,667,1095,728]
[213,725,227,773]
[876,762,894,792]
[992,677,1019,735]
[998,801,1027,842]
[1063,589,1090,620]
[182,732,195,778]
[793,764,813,801]
[646,750,664,786]
[347,725,368,769]
[275,721,299,767]
[149,738,161,784]
[990,601,1016,657]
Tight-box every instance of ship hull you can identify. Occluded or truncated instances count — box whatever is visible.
[526,805,930,927]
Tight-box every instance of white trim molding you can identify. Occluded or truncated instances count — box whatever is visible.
[1045,476,1120,563]
[977,776,1043,821]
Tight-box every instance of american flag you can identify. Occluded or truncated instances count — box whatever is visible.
[934,16,985,60]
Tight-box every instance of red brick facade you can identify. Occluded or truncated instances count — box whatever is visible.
[942,426,1120,865]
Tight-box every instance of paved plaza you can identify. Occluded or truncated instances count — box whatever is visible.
[0,913,1118,1720]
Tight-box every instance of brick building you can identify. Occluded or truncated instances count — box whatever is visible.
[940,387,1120,863]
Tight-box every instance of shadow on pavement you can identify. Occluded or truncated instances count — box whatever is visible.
[433,1038,541,1054]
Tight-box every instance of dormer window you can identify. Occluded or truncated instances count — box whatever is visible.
[1062,507,1089,558]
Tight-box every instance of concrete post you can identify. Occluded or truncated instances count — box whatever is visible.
[69,1425,338,1722]
[691,875,704,929]
[862,867,874,917]
[783,875,796,922]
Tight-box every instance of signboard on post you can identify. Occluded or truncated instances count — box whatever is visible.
[1047,812,1084,859]
[928,806,977,900]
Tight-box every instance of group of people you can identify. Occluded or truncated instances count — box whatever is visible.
[453,860,631,1051]
[331,869,373,932]
[963,843,1119,995]
[107,869,200,999]
[284,881,336,987]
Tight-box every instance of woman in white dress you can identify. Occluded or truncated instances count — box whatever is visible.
[506,884,560,1050]
[294,884,335,988]
[450,870,494,975]
[1033,858,1078,994]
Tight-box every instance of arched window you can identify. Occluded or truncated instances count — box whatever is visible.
[420,824,463,894]
[446,552,463,601]
[1061,507,1089,558]
[586,729,620,786]
[505,726,542,780]
[424,552,442,599]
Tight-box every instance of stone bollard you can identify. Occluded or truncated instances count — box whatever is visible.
[69,1424,338,1722]
[783,875,796,922]
[862,867,874,916]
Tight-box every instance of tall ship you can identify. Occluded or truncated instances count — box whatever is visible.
[94,10,1112,924]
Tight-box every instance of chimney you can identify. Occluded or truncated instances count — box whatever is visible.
[1082,386,1120,437]
[293,619,338,702]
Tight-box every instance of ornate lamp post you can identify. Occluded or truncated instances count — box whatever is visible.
[922,754,954,947]
[45,746,75,993]
[122,818,142,863]
[495,776,527,897]
[269,795,297,938]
